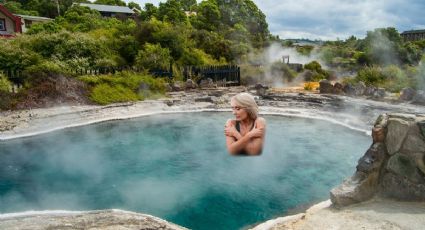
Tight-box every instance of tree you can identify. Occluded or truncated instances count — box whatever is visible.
[178,0,196,11]
[196,0,220,31]
[94,0,126,6]
[140,3,158,21]
[216,0,269,47]
[128,1,141,11]
[135,43,171,70]
[157,0,187,24]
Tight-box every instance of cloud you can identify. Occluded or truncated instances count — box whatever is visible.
[126,0,425,40]
[255,0,425,40]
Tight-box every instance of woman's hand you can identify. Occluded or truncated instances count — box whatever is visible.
[224,125,238,138]
[248,127,264,139]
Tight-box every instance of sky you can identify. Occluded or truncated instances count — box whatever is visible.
[128,0,425,41]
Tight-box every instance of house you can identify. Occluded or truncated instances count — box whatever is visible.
[400,29,425,41]
[16,14,53,33]
[77,3,136,19]
[0,4,22,37]
[0,4,52,37]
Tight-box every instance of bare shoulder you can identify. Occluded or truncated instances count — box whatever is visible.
[255,117,266,128]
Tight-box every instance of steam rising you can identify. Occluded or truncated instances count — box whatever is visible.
[369,30,399,66]
[0,112,370,227]
[245,42,321,87]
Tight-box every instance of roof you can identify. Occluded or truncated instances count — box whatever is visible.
[15,14,53,21]
[0,4,20,21]
[78,3,135,14]
[401,29,425,34]
[0,4,22,33]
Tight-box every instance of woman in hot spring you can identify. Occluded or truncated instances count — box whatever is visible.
[224,93,266,156]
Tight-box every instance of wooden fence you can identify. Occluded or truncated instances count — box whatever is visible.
[2,64,240,86]
[183,65,240,86]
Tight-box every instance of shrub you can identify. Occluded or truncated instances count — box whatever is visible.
[90,83,140,105]
[270,62,297,82]
[0,74,12,92]
[355,66,385,86]
[135,43,171,70]
[23,60,71,83]
[304,61,330,81]
[0,39,41,71]
[304,82,319,91]
[79,71,168,105]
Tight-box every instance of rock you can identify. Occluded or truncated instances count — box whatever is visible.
[165,83,173,92]
[194,96,214,103]
[357,143,386,174]
[373,88,386,98]
[385,118,410,155]
[0,210,187,230]
[364,86,376,96]
[330,172,378,207]
[333,82,344,94]
[254,84,269,97]
[207,90,224,97]
[185,79,197,90]
[372,127,385,143]
[342,83,355,96]
[171,81,184,91]
[386,153,422,183]
[418,120,425,138]
[374,113,389,128]
[354,81,366,96]
[400,123,425,154]
[333,113,425,206]
[399,87,416,101]
[414,153,425,175]
[319,80,333,94]
[412,90,425,105]
[381,172,425,201]
[331,143,386,207]
[199,78,216,88]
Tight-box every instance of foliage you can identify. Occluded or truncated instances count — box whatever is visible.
[156,0,187,24]
[304,82,319,91]
[351,65,415,92]
[23,31,116,67]
[135,43,171,70]
[304,61,330,81]
[22,60,71,82]
[94,0,126,6]
[296,45,314,56]
[270,62,297,82]
[90,83,139,105]
[79,71,167,105]
[0,74,12,92]
[355,66,385,86]
[0,39,41,72]
[128,1,141,10]
[381,65,413,92]
[27,21,63,35]
[2,1,39,16]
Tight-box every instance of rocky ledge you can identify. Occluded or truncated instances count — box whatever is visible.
[0,210,187,230]
[250,113,425,230]
[331,113,425,206]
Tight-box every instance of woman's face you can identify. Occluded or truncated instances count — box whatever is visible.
[231,100,249,121]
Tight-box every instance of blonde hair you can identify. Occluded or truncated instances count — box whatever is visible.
[231,93,258,120]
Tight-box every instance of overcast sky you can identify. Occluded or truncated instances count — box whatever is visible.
[129,0,425,40]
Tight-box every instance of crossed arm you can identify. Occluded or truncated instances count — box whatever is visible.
[224,117,266,155]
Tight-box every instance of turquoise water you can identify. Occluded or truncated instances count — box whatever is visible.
[0,112,370,229]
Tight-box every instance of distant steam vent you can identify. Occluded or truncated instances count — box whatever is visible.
[400,29,425,41]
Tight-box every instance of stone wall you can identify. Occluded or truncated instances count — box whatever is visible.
[331,113,425,206]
